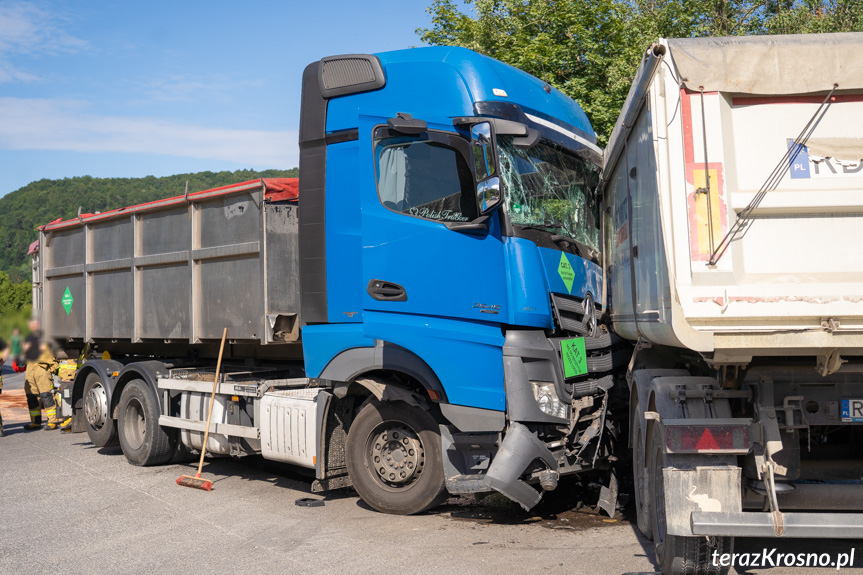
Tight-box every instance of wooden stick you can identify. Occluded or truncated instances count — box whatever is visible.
[195,327,228,478]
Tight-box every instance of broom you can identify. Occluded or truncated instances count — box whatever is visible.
[177,327,228,491]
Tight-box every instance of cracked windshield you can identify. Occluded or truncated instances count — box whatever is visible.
[498,137,601,254]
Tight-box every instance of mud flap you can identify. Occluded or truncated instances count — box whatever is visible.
[483,422,558,511]
[663,466,741,536]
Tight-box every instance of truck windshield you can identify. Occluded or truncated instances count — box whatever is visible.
[498,136,601,254]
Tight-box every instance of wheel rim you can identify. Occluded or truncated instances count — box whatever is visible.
[122,397,147,450]
[365,422,425,490]
[85,382,108,429]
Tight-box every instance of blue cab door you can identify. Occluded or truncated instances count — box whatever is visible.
[358,113,509,323]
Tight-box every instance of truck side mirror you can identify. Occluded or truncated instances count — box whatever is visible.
[471,122,502,214]
[477,177,501,213]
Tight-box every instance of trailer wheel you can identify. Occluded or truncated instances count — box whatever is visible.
[83,373,118,447]
[648,426,732,575]
[632,414,653,539]
[346,399,447,515]
[117,379,173,466]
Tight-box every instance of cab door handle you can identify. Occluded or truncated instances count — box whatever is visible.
[367,279,407,302]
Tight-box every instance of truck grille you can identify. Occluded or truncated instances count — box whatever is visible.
[551,293,597,337]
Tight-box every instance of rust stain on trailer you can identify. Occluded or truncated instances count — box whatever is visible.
[694,296,725,306]
[693,295,863,305]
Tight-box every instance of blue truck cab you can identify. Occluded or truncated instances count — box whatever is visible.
[298,47,615,513]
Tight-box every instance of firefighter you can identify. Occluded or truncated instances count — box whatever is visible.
[22,320,61,430]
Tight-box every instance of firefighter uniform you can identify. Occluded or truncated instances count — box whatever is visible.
[24,347,60,430]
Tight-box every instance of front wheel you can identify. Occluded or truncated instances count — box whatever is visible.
[346,399,447,515]
[117,379,174,466]
[648,426,733,575]
[83,373,118,447]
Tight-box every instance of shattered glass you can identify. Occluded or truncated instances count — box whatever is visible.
[498,136,601,253]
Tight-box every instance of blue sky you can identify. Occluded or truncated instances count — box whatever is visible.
[0,0,465,198]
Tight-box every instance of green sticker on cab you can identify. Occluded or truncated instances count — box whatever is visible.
[558,252,575,294]
[560,337,588,378]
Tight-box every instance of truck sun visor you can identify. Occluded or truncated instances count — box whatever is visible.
[318,54,386,99]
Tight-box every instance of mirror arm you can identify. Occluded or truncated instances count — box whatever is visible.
[387,112,427,135]
[512,128,540,149]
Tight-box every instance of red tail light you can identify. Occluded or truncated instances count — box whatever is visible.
[666,424,750,454]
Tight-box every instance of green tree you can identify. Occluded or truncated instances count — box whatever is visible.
[419,0,863,145]
[0,168,298,278]
[0,271,31,311]
[0,270,31,338]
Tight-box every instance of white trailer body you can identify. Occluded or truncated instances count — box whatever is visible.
[602,33,863,575]
[604,33,863,363]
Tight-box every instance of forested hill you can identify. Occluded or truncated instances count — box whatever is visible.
[0,168,298,280]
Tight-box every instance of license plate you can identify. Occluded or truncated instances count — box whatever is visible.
[841,399,863,422]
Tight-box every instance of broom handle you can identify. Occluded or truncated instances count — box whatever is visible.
[196,327,228,477]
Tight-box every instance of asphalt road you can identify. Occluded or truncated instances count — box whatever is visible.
[1,365,860,575]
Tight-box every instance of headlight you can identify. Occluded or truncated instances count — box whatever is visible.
[531,381,570,419]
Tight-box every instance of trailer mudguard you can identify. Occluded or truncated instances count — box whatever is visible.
[72,359,125,417]
[643,375,741,536]
[112,361,171,414]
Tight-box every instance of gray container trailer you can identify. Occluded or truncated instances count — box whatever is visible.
[39,179,302,357]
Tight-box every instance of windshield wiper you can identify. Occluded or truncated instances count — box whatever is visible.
[550,235,599,264]
[517,223,559,235]
[515,224,600,265]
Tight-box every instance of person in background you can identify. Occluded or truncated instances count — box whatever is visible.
[10,328,22,369]
[22,319,61,430]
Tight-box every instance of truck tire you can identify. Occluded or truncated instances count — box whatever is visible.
[648,426,732,575]
[169,438,198,464]
[632,413,652,539]
[83,373,118,447]
[117,379,173,466]
[346,399,447,515]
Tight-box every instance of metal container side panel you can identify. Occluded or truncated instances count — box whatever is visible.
[264,203,301,340]
[89,218,134,339]
[605,136,637,341]
[606,96,680,348]
[193,190,265,341]
[46,228,84,270]
[197,256,263,339]
[139,263,190,339]
[628,103,676,346]
[45,273,86,340]
[139,205,190,256]
[43,227,86,340]
[92,218,133,262]
[136,204,193,341]
[90,269,133,339]
[198,194,260,249]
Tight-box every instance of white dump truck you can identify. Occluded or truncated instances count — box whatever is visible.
[602,33,863,574]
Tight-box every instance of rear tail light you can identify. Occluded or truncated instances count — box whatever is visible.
[666,424,750,454]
